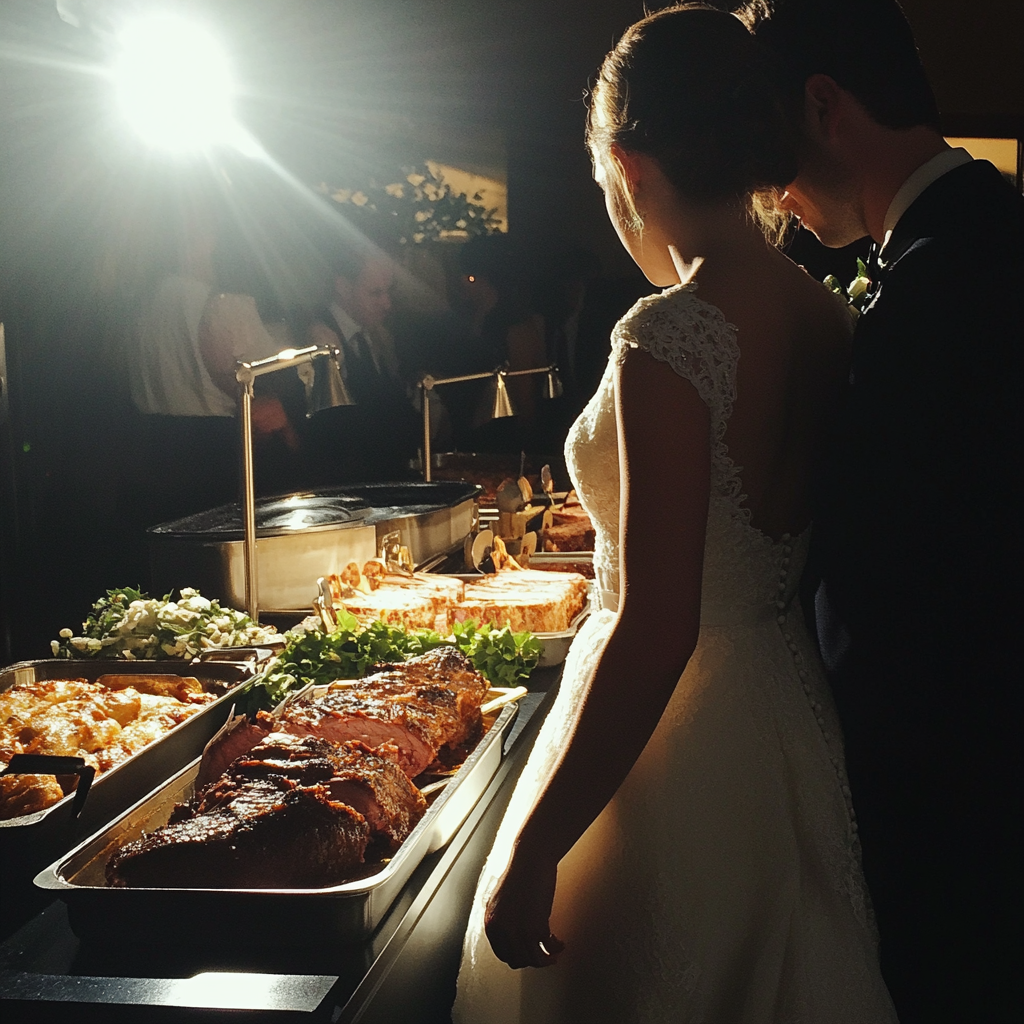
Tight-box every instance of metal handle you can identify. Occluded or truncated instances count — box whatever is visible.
[1,754,96,819]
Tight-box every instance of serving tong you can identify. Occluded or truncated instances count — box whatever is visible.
[0,755,95,819]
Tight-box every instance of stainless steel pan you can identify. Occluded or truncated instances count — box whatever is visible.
[36,691,520,943]
[0,657,260,881]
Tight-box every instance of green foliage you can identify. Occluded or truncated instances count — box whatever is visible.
[326,163,501,245]
[247,612,541,712]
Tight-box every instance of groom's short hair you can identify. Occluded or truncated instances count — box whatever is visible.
[740,0,941,131]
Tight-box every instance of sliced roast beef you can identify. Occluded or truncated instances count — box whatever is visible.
[278,650,488,776]
[106,778,371,889]
[194,718,270,792]
[209,732,426,853]
[278,685,456,777]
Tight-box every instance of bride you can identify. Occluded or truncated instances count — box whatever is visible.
[454,6,897,1023]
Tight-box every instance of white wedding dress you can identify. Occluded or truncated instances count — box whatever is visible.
[454,285,897,1023]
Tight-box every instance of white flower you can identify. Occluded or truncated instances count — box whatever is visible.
[180,587,198,599]
[86,638,103,651]
[848,275,870,301]
[71,638,89,650]
[51,640,60,655]
[59,628,73,638]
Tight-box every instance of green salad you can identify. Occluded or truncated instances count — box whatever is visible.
[51,587,281,660]
[250,608,543,710]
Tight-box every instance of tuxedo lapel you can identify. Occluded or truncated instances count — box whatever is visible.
[878,159,1023,273]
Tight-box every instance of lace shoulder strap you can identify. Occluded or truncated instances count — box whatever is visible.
[611,284,739,446]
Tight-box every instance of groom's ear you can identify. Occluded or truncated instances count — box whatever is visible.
[802,73,847,144]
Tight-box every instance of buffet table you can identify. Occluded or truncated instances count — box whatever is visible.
[0,669,561,1023]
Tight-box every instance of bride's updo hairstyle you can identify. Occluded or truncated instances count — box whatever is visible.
[587,3,799,236]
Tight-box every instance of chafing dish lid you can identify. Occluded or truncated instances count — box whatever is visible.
[148,493,371,540]
[147,483,480,541]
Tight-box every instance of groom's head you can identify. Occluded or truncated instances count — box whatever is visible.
[742,0,944,247]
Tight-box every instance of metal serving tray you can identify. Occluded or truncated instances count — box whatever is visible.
[534,599,592,668]
[0,657,260,880]
[36,693,520,944]
[529,550,595,578]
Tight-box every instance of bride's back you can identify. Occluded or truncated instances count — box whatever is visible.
[584,5,850,544]
[695,247,852,542]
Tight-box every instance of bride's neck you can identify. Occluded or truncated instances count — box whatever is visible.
[664,202,769,285]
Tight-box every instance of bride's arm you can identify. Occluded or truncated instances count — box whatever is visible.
[485,347,711,968]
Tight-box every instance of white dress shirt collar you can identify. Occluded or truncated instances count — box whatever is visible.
[329,301,362,346]
[882,147,974,251]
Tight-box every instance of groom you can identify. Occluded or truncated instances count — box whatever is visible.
[745,1,1023,1021]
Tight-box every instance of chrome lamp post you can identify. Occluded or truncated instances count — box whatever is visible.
[418,364,562,482]
[235,344,351,621]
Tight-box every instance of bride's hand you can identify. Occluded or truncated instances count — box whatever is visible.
[484,849,565,969]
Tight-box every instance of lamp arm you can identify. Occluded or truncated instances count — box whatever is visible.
[421,382,433,482]
[420,368,499,390]
[503,363,557,379]
[236,344,340,386]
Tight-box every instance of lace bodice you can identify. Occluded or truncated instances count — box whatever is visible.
[565,284,808,623]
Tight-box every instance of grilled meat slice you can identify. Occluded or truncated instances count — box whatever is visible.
[194,718,272,792]
[320,740,426,853]
[279,685,457,777]
[371,646,489,703]
[106,778,371,889]
[203,733,426,853]
[352,648,488,751]
[279,650,488,776]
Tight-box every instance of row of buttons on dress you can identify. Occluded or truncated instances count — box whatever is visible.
[774,533,858,835]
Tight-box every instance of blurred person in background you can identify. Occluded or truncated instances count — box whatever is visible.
[302,230,420,482]
[125,203,301,530]
[449,233,548,453]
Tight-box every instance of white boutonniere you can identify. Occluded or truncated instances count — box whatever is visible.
[824,257,874,318]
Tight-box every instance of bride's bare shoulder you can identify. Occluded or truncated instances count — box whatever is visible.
[771,251,853,360]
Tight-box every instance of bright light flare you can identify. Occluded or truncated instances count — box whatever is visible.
[111,14,236,153]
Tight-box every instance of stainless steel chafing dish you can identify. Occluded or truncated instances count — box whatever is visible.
[36,687,521,943]
[147,482,481,614]
[0,657,261,887]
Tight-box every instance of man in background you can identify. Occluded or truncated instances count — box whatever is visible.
[306,236,419,482]
[745,1,1023,1020]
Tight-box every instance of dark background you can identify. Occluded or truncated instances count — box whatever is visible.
[1,0,1020,663]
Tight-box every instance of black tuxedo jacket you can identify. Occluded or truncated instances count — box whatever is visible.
[304,316,419,484]
[814,159,1023,1015]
